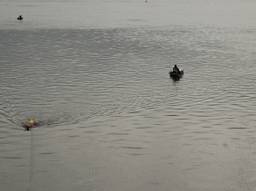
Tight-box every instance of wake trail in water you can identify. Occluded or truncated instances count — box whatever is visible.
[27,129,34,191]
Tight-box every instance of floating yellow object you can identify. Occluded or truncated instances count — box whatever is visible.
[23,117,39,131]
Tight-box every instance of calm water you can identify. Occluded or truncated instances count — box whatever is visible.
[1,1,256,191]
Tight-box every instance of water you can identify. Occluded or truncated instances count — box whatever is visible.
[1,1,256,191]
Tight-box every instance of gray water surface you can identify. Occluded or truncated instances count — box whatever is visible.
[1,1,256,191]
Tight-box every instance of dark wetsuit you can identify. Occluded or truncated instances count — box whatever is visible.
[173,65,180,73]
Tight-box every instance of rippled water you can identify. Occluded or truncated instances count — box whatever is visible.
[1,1,256,191]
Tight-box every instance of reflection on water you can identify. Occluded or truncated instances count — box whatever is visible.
[1,26,256,191]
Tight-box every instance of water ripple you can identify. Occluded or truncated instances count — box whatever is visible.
[1,26,256,191]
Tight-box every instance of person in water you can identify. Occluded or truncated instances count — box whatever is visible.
[22,117,38,131]
[173,64,180,73]
[17,15,23,20]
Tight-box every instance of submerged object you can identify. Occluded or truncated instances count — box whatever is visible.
[17,15,23,21]
[22,117,39,131]
[169,70,184,81]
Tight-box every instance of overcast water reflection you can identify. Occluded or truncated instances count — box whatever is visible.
[1,1,256,191]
